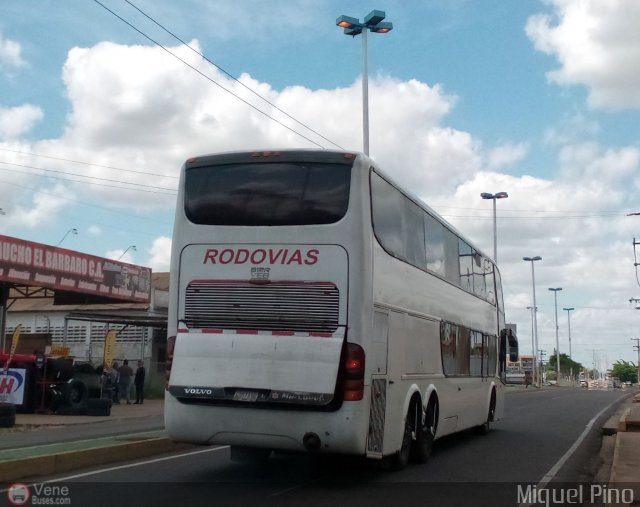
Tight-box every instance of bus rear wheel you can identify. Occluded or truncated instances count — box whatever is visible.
[382,399,424,471]
[412,397,438,463]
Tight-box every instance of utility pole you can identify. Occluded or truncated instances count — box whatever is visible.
[632,338,640,385]
[538,349,547,383]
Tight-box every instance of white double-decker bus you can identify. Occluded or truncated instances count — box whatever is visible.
[165,149,518,469]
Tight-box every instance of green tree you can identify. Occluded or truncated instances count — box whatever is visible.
[611,360,638,383]
[548,352,583,377]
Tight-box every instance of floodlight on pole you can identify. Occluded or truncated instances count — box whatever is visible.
[480,192,508,263]
[336,10,393,156]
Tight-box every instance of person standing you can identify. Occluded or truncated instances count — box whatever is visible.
[111,361,120,403]
[118,359,134,405]
[134,360,146,404]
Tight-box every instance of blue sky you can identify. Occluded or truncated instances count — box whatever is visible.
[2,0,640,370]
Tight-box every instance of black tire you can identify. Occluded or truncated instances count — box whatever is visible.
[56,404,87,416]
[87,398,112,409]
[229,446,271,463]
[0,402,16,417]
[477,389,496,436]
[0,414,15,427]
[381,406,414,471]
[412,397,438,464]
[62,378,88,409]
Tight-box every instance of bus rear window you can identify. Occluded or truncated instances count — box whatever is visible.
[184,162,351,226]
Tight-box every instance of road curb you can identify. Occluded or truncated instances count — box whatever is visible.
[0,437,185,482]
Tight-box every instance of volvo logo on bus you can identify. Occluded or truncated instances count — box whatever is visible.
[184,388,213,395]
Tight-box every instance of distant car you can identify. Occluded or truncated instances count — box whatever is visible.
[580,380,588,389]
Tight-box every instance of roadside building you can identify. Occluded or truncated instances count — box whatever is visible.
[4,272,168,389]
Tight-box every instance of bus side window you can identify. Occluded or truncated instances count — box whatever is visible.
[484,259,496,305]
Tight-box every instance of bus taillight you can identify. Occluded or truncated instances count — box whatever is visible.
[343,342,365,401]
[165,335,176,390]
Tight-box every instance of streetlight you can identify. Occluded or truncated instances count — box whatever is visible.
[563,307,574,383]
[563,307,574,359]
[526,306,537,385]
[523,256,542,385]
[56,228,78,247]
[480,192,508,263]
[118,245,137,260]
[549,287,562,383]
[336,10,393,156]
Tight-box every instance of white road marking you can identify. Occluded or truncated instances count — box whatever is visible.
[0,445,229,492]
[518,396,624,507]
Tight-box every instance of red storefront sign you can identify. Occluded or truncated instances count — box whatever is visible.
[0,234,151,303]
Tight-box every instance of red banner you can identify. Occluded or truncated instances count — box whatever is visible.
[0,234,151,303]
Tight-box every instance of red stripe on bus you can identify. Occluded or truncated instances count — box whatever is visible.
[188,279,336,287]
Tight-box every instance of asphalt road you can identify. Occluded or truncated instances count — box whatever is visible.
[13,388,629,507]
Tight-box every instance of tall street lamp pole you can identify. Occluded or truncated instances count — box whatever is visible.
[549,287,562,382]
[563,307,574,382]
[526,306,537,385]
[523,256,542,385]
[563,307,574,359]
[480,192,508,263]
[118,245,137,260]
[56,228,78,247]
[336,10,393,156]
[632,338,640,385]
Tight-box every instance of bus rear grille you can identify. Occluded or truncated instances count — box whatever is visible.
[184,281,339,333]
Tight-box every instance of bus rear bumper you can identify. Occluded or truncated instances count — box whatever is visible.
[164,392,368,455]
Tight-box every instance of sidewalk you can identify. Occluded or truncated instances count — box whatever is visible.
[607,392,640,498]
[0,398,185,483]
[10,398,165,428]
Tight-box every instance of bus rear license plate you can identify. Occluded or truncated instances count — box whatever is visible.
[233,390,259,402]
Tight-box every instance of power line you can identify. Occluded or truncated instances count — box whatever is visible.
[0,176,173,225]
[92,0,329,149]
[0,161,176,194]
[123,0,345,151]
[0,147,178,179]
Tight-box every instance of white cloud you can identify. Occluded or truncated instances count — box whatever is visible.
[486,143,529,171]
[87,225,102,236]
[148,236,172,272]
[0,34,26,70]
[11,184,71,229]
[543,112,600,146]
[526,0,640,110]
[43,40,470,208]
[0,105,43,140]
